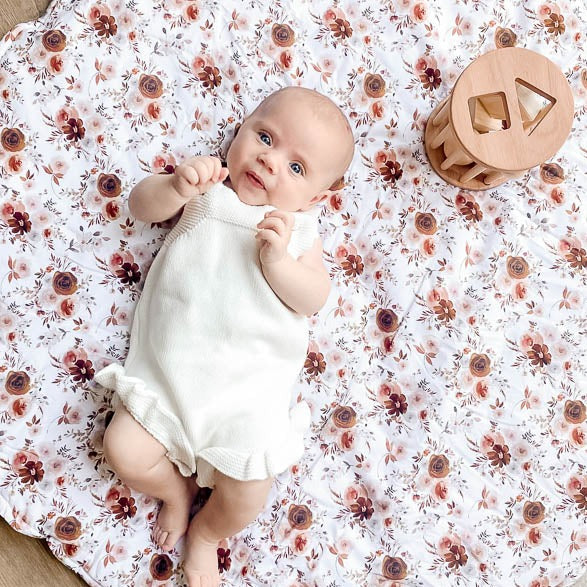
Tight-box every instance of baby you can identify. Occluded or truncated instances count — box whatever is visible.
[95,86,354,586]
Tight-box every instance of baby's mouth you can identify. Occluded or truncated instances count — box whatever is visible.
[246,171,265,189]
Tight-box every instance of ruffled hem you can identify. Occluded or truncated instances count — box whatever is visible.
[94,363,311,488]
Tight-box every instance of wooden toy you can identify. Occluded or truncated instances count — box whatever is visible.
[424,47,574,190]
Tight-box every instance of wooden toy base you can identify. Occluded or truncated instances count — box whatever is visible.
[424,99,510,191]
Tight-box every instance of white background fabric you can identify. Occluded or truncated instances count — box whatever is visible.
[0,0,586,585]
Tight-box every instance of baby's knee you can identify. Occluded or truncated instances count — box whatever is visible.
[102,416,130,475]
[102,409,159,479]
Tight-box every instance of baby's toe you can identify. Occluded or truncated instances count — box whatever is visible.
[158,530,170,550]
[185,572,219,587]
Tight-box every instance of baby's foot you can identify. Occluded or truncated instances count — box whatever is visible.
[154,478,200,552]
[184,522,220,587]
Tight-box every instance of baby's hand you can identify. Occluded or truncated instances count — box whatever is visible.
[256,210,294,265]
[171,156,228,200]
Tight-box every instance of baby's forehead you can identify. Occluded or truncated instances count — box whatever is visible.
[252,96,342,135]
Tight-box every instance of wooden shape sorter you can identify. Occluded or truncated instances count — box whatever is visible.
[424,47,574,190]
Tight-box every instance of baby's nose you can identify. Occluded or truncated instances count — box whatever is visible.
[258,152,276,174]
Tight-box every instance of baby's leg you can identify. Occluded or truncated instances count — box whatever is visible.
[184,470,273,587]
[102,405,199,551]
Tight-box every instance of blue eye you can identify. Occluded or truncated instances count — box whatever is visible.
[259,132,271,145]
[290,162,303,175]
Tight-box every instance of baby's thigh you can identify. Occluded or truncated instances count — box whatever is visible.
[214,470,274,512]
[102,404,167,475]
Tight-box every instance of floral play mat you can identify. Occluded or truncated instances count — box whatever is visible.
[0,0,586,585]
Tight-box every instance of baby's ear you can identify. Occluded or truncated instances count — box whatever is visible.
[311,177,346,205]
[328,176,346,191]
[233,122,241,137]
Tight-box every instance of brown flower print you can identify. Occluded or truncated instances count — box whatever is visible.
[330,18,353,39]
[494,27,517,48]
[379,160,403,184]
[428,454,450,478]
[459,200,483,222]
[523,501,545,524]
[94,15,118,38]
[382,556,408,580]
[116,262,141,285]
[385,393,408,417]
[97,173,122,198]
[376,308,399,333]
[488,443,511,467]
[1,127,25,151]
[69,359,95,383]
[304,351,326,376]
[52,271,78,295]
[54,517,82,542]
[415,212,437,235]
[138,74,163,99]
[198,66,222,89]
[332,406,357,428]
[540,163,564,184]
[111,496,137,520]
[544,13,565,35]
[149,554,173,581]
[444,544,468,568]
[218,548,231,572]
[288,504,313,530]
[565,247,587,269]
[42,30,66,52]
[420,67,441,90]
[527,343,551,367]
[350,496,374,520]
[63,117,85,141]
[341,254,364,277]
[507,256,530,279]
[272,23,295,47]
[364,73,385,98]
[5,371,31,395]
[469,353,490,377]
[574,487,587,510]
[19,460,44,484]
[564,400,586,424]
[434,299,456,322]
[8,211,32,235]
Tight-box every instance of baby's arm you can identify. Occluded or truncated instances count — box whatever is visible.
[129,156,228,223]
[259,233,331,317]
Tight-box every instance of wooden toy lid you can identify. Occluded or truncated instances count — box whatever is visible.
[450,48,574,172]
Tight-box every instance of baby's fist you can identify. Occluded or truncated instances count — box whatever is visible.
[171,156,228,200]
[256,210,294,265]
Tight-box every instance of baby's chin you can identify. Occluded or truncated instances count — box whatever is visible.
[235,189,270,207]
[226,178,270,207]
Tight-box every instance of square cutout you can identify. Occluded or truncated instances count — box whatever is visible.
[515,78,556,136]
[468,92,510,134]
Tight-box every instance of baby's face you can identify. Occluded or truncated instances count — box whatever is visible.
[225,93,348,212]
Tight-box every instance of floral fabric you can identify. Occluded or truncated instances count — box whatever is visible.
[0,0,586,586]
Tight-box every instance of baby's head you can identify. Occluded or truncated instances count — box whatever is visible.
[225,87,354,211]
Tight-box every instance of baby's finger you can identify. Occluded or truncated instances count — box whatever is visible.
[256,216,286,237]
[176,164,200,186]
[218,167,229,183]
[264,209,294,230]
[193,160,213,185]
[255,229,280,246]
[202,156,218,182]
[210,157,224,182]
[203,157,218,181]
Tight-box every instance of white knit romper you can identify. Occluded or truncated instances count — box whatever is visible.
[95,182,316,488]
